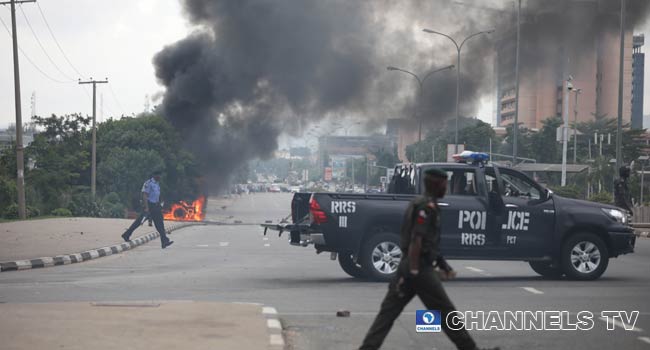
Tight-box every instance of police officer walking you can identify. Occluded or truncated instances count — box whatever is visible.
[614,165,633,216]
[122,170,174,249]
[358,168,497,350]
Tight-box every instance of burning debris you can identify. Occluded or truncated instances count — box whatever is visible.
[163,196,206,222]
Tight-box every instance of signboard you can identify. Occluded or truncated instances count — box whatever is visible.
[324,167,333,182]
[446,144,465,162]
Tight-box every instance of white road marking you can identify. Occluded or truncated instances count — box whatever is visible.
[264,243,271,247]
[267,319,282,329]
[465,266,493,276]
[263,237,269,241]
[521,287,544,295]
[196,244,209,248]
[638,337,650,345]
[269,334,284,346]
[599,317,644,332]
[219,242,229,247]
[262,307,278,315]
[465,266,484,273]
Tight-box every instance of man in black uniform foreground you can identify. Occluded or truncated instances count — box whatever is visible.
[359,168,498,350]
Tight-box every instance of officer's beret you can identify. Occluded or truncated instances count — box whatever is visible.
[424,168,447,179]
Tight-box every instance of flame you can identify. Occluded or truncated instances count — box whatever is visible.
[163,196,206,221]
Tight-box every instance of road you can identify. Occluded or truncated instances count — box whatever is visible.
[0,192,649,349]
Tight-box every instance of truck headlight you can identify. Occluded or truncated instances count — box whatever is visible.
[602,208,627,224]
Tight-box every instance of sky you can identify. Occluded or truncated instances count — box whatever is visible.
[0,0,649,139]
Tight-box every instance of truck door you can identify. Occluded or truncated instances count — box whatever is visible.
[495,168,555,258]
[435,167,497,258]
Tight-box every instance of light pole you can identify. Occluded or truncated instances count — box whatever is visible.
[615,0,626,175]
[570,88,582,163]
[422,28,494,153]
[561,77,573,187]
[386,64,455,144]
[639,156,649,205]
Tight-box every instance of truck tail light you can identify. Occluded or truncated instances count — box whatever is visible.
[309,197,327,224]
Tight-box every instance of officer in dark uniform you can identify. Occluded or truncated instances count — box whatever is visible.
[614,165,633,216]
[359,168,498,350]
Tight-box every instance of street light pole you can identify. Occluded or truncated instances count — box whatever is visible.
[79,78,109,198]
[615,0,626,174]
[572,88,582,163]
[422,28,494,153]
[561,77,573,187]
[386,65,455,143]
[513,0,521,164]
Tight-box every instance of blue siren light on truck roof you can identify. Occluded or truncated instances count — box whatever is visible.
[452,151,490,165]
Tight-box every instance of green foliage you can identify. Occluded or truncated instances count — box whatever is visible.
[51,208,72,217]
[550,185,582,199]
[0,176,16,214]
[67,192,102,217]
[589,191,613,205]
[2,203,40,219]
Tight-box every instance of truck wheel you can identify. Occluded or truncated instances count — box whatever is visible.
[561,233,609,281]
[528,261,563,279]
[338,252,366,279]
[360,233,402,282]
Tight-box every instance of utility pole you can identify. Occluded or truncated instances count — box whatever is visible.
[1,0,36,219]
[615,0,626,174]
[561,77,572,187]
[513,0,521,164]
[572,89,582,163]
[79,78,108,197]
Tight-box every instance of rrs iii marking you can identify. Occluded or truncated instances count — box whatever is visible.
[461,233,486,246]
[458,210,487,230]
[331,201,356,214]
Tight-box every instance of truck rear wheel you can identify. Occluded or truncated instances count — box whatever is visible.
[529,261,563,279]
[360,233,402,282]
[561,233,609,281]
[338,252,366,279]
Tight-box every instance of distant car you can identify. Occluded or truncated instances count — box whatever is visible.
[269,185,282,193]
[290,186,302,193]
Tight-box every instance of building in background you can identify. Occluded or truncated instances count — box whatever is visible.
[495,0,642,130]
[632,34,645,129]
[318,135,395,180]
[386,118,418,162]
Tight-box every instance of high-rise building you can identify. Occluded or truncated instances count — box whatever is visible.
[496,0,640,130]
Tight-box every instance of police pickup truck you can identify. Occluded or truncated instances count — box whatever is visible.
[263,153,636,282]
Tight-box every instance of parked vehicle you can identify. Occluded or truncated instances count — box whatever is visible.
[263,154,636,282]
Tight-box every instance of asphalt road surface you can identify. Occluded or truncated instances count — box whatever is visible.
[0,193,649,350]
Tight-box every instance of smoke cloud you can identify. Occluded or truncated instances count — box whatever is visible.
[153,0,648,192]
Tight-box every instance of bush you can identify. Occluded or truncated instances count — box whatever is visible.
[550,185,583,199]
[68,193,101,217]
[51,208,73,217]
[589,191,613,205]
[3,203,40,219]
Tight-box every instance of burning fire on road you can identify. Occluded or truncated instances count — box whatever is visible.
[163,196,206,222]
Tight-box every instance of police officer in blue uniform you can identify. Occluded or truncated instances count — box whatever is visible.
[122,170,173,249]
[358,168,498,350]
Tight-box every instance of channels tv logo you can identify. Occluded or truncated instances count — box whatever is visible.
[416,310,442,333]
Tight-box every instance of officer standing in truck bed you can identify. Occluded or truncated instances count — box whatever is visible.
[358,168,498,350]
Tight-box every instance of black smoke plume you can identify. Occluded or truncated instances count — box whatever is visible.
[153,0,648,192]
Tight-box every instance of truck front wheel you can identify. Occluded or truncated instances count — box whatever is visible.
[360,233,402,282]
[561,233,609,280]
[338,251,366,279]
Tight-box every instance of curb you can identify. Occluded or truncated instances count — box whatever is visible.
[0,221,204,273]
[263,306,285,349]
[636,231,649,238]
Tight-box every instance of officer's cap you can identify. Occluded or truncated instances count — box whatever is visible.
[152,170,162,176]
[424,168,447,179]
